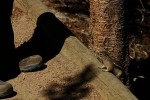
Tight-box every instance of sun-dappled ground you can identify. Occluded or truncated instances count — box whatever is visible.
[40,0,150,99]
[4,3,103,100]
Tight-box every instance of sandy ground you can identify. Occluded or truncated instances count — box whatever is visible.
[3,4,102,100]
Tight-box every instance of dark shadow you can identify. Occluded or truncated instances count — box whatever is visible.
[57,0,89,16]
[0,91,17,99]
[130,58,150,100]
[0,1,74,81]
[58,5,89,16]
[42,64,97,100]
[0,0,21,81]
[126,0,150,100]
[16,12,74,63]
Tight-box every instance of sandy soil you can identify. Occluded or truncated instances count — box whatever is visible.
[3,3,102,100]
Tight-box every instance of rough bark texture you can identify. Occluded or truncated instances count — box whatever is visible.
[89,0,127,62]
[89,0,130,85]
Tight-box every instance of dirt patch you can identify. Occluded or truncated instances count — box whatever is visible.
[4,4,103,100]
[11,6,36,48]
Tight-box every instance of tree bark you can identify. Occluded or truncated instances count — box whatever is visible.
[89,0,127,62]
[89,0,130,84]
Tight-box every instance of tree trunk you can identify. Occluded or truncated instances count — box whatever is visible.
[89,0,129,85]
